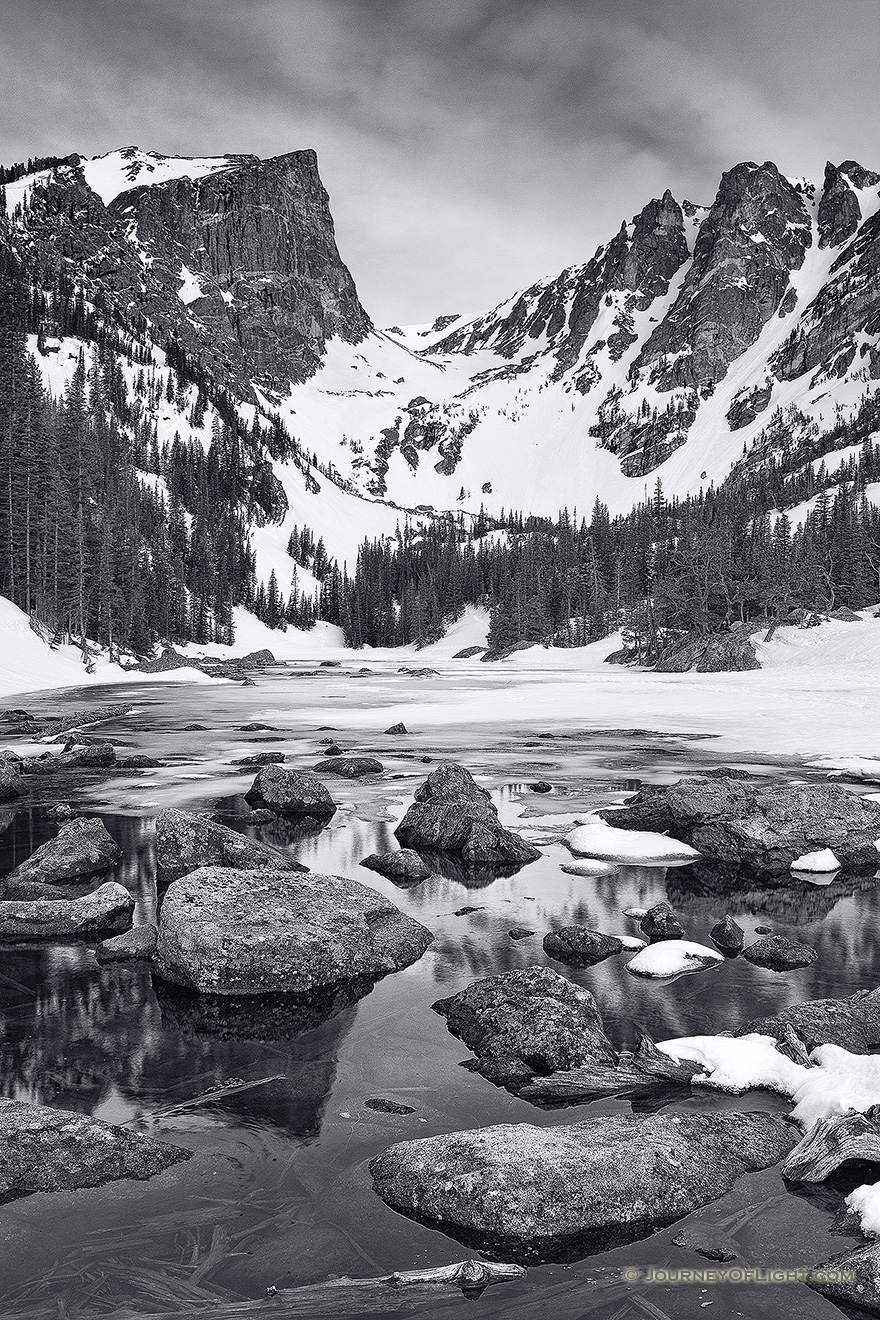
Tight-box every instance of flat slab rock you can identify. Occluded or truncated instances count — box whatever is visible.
[155,807,306,883]
[395,763,540,871]
[433,965,616,1091]
[152,866,434,995]
[601,775,880,875]
[0,1098,190,1199]
[370,1110,796,1263]
[6,817,121,886]
[0,882,134,940]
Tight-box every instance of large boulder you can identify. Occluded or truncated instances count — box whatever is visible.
[6,817,121,886]
[654,631,760,673]
[0,882,134,939]
[245,765,336,821]
[152,867,434,995]
[433,966,616,1091]
[395,763,540,871]
[810,1242,880,1315]
[0,1098,190,1198]
[370,1111,796,1263]
[155,807,306,883]
[601,776,880,875]
[739,988,880,1052]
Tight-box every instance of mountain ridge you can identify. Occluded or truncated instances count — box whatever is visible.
[2,144,879,565]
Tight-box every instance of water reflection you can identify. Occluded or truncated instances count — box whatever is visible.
[0,676,878,1316]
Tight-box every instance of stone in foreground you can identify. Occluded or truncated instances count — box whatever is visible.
[433,965,616,1091]
[809,1242,880,1315]
[7,817,121,885]
[245,765,337,820]
[360,849,432,885]
[155,807,306,882]
[370,1111,796,1263]
[152,867,434,995]
[0,1098,190,1199]
[395,763,540,871]
[601,776,880,875]
[0,882,134,940]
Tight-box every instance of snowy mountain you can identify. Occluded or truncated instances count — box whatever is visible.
[3,146,879,569]
[285,159,880,521]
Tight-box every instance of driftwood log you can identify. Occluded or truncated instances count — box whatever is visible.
[520,1035,702,1104]
[96,1260,525,1319]
[783,1107,880,1182]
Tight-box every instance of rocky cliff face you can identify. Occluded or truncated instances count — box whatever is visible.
[5,145,880,537]
[318,154,880,503]
[5,146,370,393]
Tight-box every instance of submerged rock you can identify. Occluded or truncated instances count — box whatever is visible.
[601,776,880,875]
[245,765,337,821]
[395,763,540,872]
[0,1098,190,1199]
[370,1111,796,1263]
[7,817,121,886]
[96,923,158,963]
[360,849,432,885]
[433,965,616,1092]
[152,867,434,995]
[0,882,134,939]
[155,807,306,883]
[317,756,384,778]
[743,934,817,971]
[542,926,624,968]
[365,1097,415,1114]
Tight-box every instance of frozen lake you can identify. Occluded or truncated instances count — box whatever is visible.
[1,657,878,1319]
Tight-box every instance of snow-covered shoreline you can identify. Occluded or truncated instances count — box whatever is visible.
[3,596,880,766]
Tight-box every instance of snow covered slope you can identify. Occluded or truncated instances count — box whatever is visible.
[276,160,880,519]
[4,146,880,570]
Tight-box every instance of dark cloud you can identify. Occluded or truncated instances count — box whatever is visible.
[1,0,877,323]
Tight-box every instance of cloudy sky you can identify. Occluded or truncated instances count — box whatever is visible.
[3,0,878,323]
